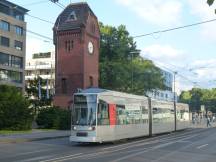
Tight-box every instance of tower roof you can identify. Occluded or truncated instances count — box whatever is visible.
[53,2,97,31]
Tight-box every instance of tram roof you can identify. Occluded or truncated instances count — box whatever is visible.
[79,88,108,94]
[76,88,147,100]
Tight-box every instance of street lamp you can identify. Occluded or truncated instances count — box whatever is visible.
[173,71,177,131]
[129,50,141,92]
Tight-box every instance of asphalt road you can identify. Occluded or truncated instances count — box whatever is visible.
[0,128,216,162]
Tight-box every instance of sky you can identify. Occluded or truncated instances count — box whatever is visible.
[9,0,216,93]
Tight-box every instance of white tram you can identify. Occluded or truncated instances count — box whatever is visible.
[70,88,190,143]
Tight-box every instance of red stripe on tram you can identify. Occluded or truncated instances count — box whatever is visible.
[109,104,116,126]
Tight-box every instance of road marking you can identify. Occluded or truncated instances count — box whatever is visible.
[38,129,206,162]
[110,134,200,162]
[102,130,202,153]
[197,144,209,149]
[39,153,83,162]
[102,128,203,151]
[13,149,51,156]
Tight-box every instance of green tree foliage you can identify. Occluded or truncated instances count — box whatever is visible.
[179,88,216,113]
[0,85,33,130]
[99,23,165,95]
[26,77,52,114]
[36,107,71,130]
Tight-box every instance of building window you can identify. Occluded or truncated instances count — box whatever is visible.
[10,71,22,83]
[89,76,93,87]
[13,11,24,21]
[0,20,10,31]
[14,40,23,50]
[67,11,77,21]
[65,40,73,52]
[11,55,23,68]
[15,26,23,35]
[91,22,95,33]
[0,4,10,15]
[0,36,9,47]
[0,69,8,81]
[62,78,67,94]
[0,69,22,83]
[0,52,9,66]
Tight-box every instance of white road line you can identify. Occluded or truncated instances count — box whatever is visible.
[39,153,83,162]
[13,149,51,156]
[197,144,209,149]
[53,151,110,162]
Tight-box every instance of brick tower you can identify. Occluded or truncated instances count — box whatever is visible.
[53,3,100,108]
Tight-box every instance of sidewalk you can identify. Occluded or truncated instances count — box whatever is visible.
[0,129,70,144]
[190,119,216,128]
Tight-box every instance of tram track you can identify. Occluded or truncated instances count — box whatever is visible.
[101,128,204,151]
[39,128,206,162]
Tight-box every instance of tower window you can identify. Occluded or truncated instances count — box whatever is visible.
[91,23,95,33]
[65,40,73,52]
[62,78,67,94]
[89,76,93,87]
[67,11,77,21]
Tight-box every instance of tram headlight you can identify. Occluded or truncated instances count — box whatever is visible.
[88,126,95,131]
[72,126,77,130]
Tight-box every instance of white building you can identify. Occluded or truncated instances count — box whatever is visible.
[25,52,55,95]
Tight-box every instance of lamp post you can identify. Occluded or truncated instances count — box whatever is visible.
[129,50,141,92]
[173,71,177,131]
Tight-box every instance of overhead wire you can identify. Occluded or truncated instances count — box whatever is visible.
[26,14,54,25]
[132,18,216,39]
[23,0,48,6]
[49,0,65,9]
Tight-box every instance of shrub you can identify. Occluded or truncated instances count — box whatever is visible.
[0,85,33,130]
[36,107,71,130]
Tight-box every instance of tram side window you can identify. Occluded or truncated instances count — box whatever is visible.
[97,100,109,125]
[116,105,126,125]
[153,107,174,123]
[141,106,148,124]
[153,107,163,123]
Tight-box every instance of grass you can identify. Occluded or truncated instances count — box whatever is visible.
[0,129,57,135]
[0,130,32,135]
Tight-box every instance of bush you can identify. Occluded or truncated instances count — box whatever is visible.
[36,107,71,130]
[0,85,33,130]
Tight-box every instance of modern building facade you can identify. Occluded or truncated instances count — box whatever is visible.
[25,52,55,96]
[0,0,28,91]
[53,2,100,108]
[147,69,177,101]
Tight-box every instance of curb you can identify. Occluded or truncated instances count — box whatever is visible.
[0,135,70,144]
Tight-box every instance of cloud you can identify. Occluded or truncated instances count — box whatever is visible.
[190,59,216,81]
[141,44,216,91]
[115,0,183,26]
[26,37,54,59]
[188,0,216,40]
[142,44,185,65]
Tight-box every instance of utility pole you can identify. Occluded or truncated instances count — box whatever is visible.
[173,71,177,131]
[129,50,141,93]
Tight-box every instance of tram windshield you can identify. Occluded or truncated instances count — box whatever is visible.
[72,94,97,126]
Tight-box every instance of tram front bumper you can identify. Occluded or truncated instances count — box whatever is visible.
[69,136,101,143]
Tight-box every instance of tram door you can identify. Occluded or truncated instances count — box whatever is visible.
[109,104,116,126]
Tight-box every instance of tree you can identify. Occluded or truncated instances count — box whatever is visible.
[207,0,216,14]
[99,23,165,95]
[0,85,33,130]
[26,77,52,115]
[179,88,216,113]
[36,107,71,130]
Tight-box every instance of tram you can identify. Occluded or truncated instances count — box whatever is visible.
[70,88,190,143]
